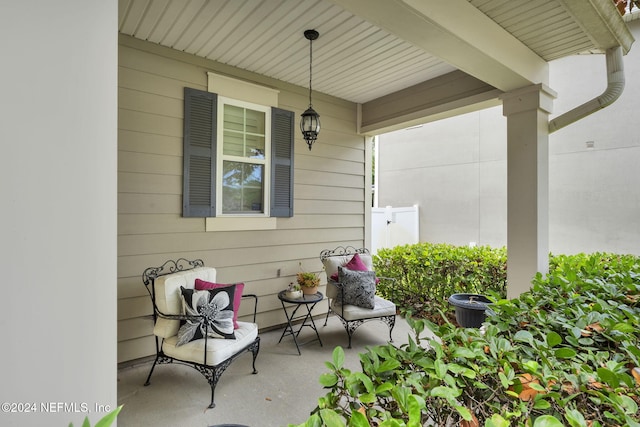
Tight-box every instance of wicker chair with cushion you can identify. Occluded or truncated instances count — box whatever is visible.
[320,246,396,348]
[142,258,260,408]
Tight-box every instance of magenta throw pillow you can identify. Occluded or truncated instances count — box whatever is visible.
[195,279,245,329]
[330,252,369,281]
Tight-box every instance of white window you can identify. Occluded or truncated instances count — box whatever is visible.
[217,98,270,216]
[182,86,294,226]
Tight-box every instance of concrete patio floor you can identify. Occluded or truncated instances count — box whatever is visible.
[117,315,428,427]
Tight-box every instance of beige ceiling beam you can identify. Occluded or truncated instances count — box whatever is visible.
[359,70,502,135]
[329,0,549,92]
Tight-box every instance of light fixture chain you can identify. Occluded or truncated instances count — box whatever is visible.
[309,34,313,107]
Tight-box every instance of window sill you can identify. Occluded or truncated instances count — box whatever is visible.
[205,217,277,232]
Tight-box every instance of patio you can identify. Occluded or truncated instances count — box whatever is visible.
[117,315,424,427]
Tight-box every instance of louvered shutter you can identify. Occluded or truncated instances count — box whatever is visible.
[270,107,294,217]
[183,88,217,217]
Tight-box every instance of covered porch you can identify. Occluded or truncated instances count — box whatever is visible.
[117,315,421,427]
[1,1,635,426]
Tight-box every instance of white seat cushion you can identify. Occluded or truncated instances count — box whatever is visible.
[162,321,258,366]
[331,295,395,321]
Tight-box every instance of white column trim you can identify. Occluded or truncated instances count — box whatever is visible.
[501,84,556,298]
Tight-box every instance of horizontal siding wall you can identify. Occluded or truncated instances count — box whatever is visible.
[117,35,366,363]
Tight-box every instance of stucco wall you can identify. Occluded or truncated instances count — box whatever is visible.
[377,20,640,256]
[117,35,367,363]
[377,109,508,248]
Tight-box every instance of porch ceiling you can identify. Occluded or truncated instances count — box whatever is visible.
[118,0,633,117]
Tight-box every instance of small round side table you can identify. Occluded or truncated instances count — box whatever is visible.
[277,290,324,355]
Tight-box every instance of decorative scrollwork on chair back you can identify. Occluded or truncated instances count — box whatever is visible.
[320,246,369,261]
[142,258,204,286]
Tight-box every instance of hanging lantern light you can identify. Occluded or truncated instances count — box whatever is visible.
[300,29,320,150]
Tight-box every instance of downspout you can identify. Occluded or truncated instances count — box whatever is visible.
[549,46,625,133]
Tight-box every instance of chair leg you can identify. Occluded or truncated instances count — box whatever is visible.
[250,337,260,374]
[338,317,362,349]
[143,355,160,386]
[203,337,261,409]
[387,315,396,342]
[144,353,173,386]
[199,364,224,409]
[208,382,217,409]
[339,317,395,348]
[324,300,331,326]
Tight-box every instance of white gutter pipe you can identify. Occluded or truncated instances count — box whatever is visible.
[549,46,625,133]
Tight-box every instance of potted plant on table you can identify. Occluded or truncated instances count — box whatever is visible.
[297,271,320,295]
[285,283,303,299]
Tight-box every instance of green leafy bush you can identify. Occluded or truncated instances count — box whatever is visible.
[290,252,640,426]
[373,243,507,323]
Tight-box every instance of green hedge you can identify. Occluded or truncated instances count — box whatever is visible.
[373,243,507,323]
[290,251,640,426]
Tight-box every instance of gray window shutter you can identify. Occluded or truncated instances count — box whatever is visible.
[183,88,217,217]
[270,107,294,217]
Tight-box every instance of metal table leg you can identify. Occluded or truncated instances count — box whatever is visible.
[277,296,323,355]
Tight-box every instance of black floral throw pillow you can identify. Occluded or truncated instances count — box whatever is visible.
[176,285,236,346]
[336,266,376,309]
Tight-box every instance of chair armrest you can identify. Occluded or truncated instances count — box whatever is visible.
[154,311,204,323]
[242,294,259,323]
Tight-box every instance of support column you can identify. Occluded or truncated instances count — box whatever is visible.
[501,84,556,298]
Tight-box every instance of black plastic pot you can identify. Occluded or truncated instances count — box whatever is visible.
[448,293,494,328]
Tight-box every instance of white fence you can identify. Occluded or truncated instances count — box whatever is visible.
[371,205,419,254]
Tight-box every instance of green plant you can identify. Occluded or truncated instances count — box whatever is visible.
[289,253,640,426]
[297,271,320,288]
[69,405,122,427]
[288,282,302,292]
[374,243,507,324]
